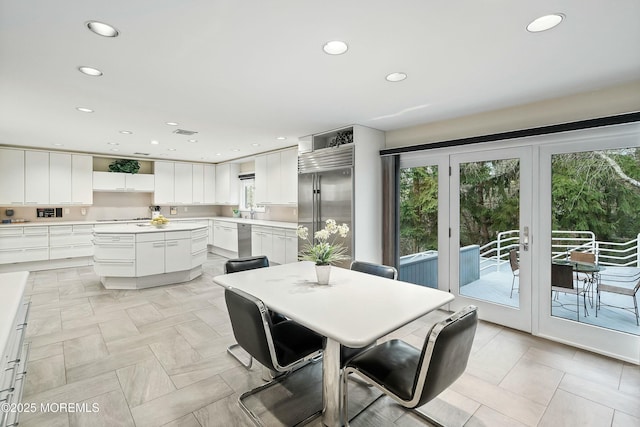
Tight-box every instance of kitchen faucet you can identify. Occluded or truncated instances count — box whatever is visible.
[249,207,255,219]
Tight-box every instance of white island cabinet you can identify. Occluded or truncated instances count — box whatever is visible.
[93,223,208,290]
[0,272,30,427]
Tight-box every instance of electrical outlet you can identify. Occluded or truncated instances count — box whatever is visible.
[184,207,188,212]
[293,209,297,215]
[64,208,70,215]
[81,208,86,216]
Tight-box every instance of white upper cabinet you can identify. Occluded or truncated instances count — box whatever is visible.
[93,171,154,192]
[25,151,49,205]
[254,155,268,205]
[0,149,24,205]
[253,148,298,205]
[280,148,298,205]
[1,149,91,206]
[173,163,193,204]
[203,164,216,204]
[71,154,93,204]
[215,163,239,205]
[153,161,216,205]
[192,163,204,204]
[49,153,72,204]
[153,161,175,205]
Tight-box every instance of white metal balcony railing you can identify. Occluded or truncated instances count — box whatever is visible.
[401,230,640,278]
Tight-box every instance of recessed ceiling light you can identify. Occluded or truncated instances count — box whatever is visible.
[86,21,119,37]
[231,149,240,152]
[252,143,260,147]
[78,66,103,76]
[322,40,349,55]
[216,153,222,156]
[119,130,132,135]
[168,148,176,151]
[110,148,119,152]
[165,122,179,126]
[53,143,64,146]
[188,139,197,143]
[527,14,564,32]
[386,72,407,82]
[76,107,94,113]
[323,40,348,55]
[107,142,119,145]
[276,136,286,140]
[150,140,159,145]
[158,153,168,156]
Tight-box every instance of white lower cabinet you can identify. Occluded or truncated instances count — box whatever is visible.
[251,226,273,259]
[136,234,165,276]
[0,273,30,427]
[0,227,49,264]
[165,232,191,273]
[252,226,297,264]
[284,229,298,263]
[49,224,93,260]
[213,221,238,253]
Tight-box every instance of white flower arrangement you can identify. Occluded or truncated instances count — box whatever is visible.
[297,219,350,266]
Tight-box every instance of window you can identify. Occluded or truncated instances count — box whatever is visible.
[239,178,265,212]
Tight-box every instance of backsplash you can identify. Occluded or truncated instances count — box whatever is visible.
[1,193,298,223]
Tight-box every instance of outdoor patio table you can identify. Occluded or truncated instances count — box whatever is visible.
[213,260,454,427]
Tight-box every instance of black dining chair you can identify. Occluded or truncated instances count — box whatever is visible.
[225,287,324,426]
[342,305,478,426]
[341,260,399,366]
[350,260,398,280]
[224,256,287,369]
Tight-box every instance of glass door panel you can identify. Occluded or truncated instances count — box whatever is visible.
[399,165,439,288]
[450,147,532,332]
[551,148,640,336]
[458,158,521,307]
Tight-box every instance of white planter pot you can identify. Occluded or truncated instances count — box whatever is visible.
[315,264,331,285]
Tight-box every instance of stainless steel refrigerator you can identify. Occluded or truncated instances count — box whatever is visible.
[298,146,354,268]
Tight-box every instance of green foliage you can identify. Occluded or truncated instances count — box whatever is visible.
[108,159,140,174]
[399,148,640,255]
[551,149,640,242]
[399,167,438,255]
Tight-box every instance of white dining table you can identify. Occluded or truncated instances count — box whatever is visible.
[212,261,454,427]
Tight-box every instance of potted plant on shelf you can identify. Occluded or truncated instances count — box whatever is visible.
[108,159,140,174]
[297,219,349,285]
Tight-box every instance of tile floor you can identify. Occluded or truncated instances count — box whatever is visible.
[18,254,640,427]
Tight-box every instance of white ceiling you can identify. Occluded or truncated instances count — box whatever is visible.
[1,1,639,163]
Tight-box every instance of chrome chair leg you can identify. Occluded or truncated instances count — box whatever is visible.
[227,343,253,369]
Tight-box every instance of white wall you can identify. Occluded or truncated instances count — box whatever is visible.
[385,80,640,149]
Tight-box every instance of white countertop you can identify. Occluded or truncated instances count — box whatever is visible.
[0,271,29,358]
[0,216,297,230]
[92,223,207,234]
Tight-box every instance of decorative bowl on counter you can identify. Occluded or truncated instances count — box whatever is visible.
[150,215,169,228]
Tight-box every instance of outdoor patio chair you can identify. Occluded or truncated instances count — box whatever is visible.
[596,278,640,326]
[570,251,597,306]
[552,262,589,321]
[509,249,519,298]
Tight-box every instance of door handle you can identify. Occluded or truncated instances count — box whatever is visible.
[521,226,530,251]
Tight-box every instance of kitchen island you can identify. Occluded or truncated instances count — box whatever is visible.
[93,223,208,289]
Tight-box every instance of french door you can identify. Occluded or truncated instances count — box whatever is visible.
[399,147,532,332]
[449,147,533,332]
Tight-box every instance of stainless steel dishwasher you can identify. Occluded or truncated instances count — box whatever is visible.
[237,223,252,257]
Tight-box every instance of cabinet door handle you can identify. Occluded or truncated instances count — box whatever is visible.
[153,242,165,247]
[166,241,179,246]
